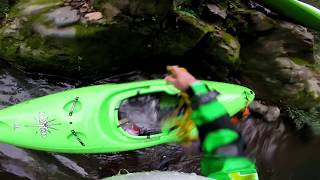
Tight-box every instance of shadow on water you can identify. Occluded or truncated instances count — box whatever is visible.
[0,59,320,180]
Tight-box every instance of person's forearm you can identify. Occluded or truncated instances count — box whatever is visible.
[188,81,243,154]
[187,81,229,126]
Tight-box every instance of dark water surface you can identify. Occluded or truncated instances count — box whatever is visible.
[0,60,319,180]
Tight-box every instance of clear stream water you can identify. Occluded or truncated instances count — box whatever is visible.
[0,60,319,180]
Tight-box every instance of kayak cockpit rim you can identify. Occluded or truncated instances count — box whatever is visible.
[108,82,180,141]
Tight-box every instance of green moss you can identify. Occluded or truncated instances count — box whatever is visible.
[173,10,240,65]
[291,57,320,74]
[173,0,192,8]
[0,38,19,59]
[75,25,107,38]
[222,31,240,49]
[292,57,311,66]
[8,0,62,18]
[175,7,198,18]
[203,30,240,65]
[176,10,214,32]
[15,35,80,74]
[0,0,240,77]
[29,0,62,5]
[8,3,21,17]
[25,34,43,49]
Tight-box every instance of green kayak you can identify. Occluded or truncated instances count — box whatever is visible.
[0,80,254,153]
[258,0,320,31]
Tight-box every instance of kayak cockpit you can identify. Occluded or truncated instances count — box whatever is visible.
[118,92,181,136]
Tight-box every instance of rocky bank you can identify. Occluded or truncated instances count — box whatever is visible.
[0,0,320,122]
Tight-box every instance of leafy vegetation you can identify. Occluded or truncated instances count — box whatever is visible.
[287,106,320,134]
[0,0,9,21]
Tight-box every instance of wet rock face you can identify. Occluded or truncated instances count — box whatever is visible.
[0,0,319,111]
[153,11,213,57]
[0,0,238,78]
[249,101,280,122]
[94,0,173,21]
[203,4,227,21]
[314,31,320,62]
[202,30,240,65]
[240,20,320,110]
[227,9,277,40]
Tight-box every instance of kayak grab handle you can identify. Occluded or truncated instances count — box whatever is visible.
[70,130,85,146]
[69,97,79,116]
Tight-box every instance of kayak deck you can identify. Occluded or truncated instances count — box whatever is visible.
[0,80,254,153]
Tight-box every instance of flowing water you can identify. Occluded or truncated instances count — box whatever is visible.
[0,59,319,180]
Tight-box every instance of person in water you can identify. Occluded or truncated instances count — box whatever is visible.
[165,66,258,180]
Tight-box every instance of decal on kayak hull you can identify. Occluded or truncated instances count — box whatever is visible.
[14,112,62,138]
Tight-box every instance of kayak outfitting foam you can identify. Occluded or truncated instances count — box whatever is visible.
[0,80,254,153]
[257,0,320,31]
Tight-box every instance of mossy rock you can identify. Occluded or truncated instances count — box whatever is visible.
[202,30,240,65]
[153,10,214,56]
[240,24,320,110]
[94,0,173,22]
[0,0,245,77]
[226,9,278,41]
[0,0,172,76]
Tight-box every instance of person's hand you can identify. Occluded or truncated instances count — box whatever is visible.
[165,66,197,91]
